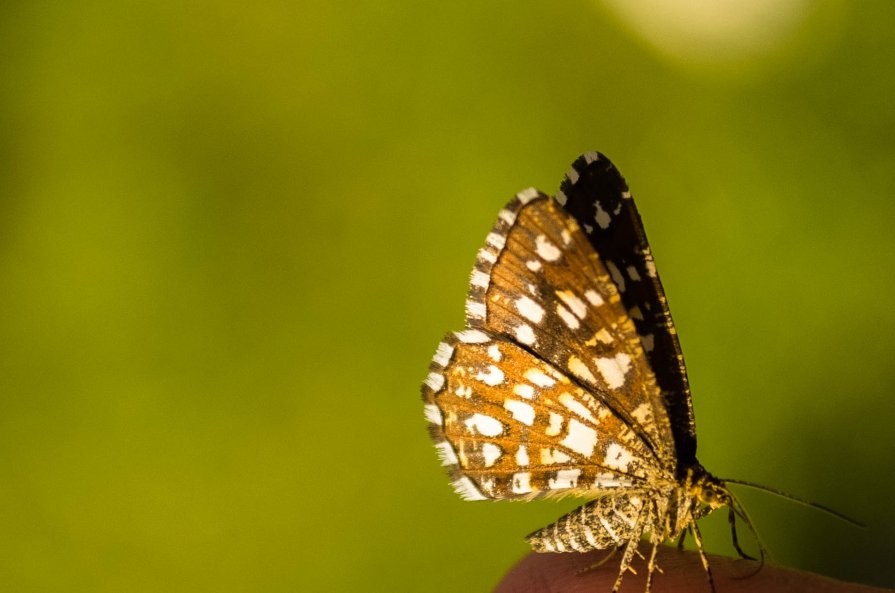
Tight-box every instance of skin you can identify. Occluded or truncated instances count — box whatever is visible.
[495,546,893,593]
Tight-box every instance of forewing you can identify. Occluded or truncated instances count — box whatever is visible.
[556,152,697,472]
[465,189,675,467]
[422,330,659,500]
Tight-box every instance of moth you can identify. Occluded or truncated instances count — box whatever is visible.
[421,152,855,592]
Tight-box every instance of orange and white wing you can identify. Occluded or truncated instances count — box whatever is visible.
[422,189,678,500]
[423,330,658,500]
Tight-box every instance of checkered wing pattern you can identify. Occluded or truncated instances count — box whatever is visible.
[556,152,697,473]
[422,188,678,501]
[423,330,657,500]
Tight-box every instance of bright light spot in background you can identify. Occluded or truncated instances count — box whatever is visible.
[601,0,814,70]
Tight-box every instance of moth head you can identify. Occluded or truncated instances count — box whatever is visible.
[692,473,733,510]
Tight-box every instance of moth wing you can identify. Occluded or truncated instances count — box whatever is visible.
[465,190,676,465]
[423,331,662,500]
[556,152,697,471]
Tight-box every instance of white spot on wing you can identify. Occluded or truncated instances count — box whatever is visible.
[515,445,529,466]
[584,289,604,306]
[548,468,581,490]
[555,190,567,206]
[464,413,503,436]
[558,392,596,423]
[466,299,486,319]
[604,443,634,472]
[584,151,599,164]
[626,265,641,282]
[487,344,502,361]
[545,412,564,436]
[470,269,490,289]
[566,167,579,184]
[535,235,561,262]
[434,441,458,465]
[481,442,502,467]
[595,328,613,344]
[513,383,535,399]
[568,355,597,385]
[593,474,634,488]
[498,209,516,225]
[595,353,632,389]
[455,329,489,343]
[517,187,539,204]
[516,296,545,323]
[475,365,505,386]
[560,420,598,457]
[525,259,542,272]
[424,403,443,425]
[425,372,445,392]
[453,476,488,500]
[432,342,454,367]
[512,471,533,494]
[540,448,571,465]
[556,290,588,319]
[478,247,497,264]
[514,324,536,345]
[486,232,506,250]
[556,303,580,329]
[524,369,555,387]
[504,399,535,426]
[645,258,658,278]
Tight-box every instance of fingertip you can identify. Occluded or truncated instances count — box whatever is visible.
[495,546,886,593]
[495,549,612,593]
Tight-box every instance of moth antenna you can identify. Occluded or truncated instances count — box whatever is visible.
[721,479,864,527]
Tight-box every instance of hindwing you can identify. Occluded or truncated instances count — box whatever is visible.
[423,331,661,500]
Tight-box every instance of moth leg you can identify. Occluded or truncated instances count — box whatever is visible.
[611,504,647,593]
[575,546,618,576]
[643,538,661,593]
[689,520,716,593]
[676,528,687,550]
[610,536,642,593]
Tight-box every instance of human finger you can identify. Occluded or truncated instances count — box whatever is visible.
[495,545,892,593]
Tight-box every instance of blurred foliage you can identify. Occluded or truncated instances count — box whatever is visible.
[0,1,893,591]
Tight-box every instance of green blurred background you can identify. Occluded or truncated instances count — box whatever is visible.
[1,1,893,591]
